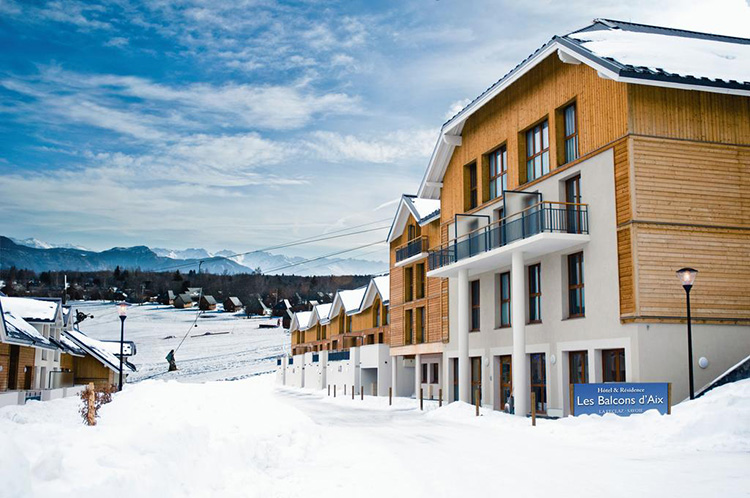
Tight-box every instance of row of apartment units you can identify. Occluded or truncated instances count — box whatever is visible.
[279,19,750,417]
[0,295,136,407]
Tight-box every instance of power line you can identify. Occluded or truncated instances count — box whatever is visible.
[260,240,386,274]
[156,224,389,273]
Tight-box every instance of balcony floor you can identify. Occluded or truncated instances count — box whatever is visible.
[427,232,590,278]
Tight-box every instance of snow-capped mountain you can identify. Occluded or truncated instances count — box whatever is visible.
[3,237,386,276]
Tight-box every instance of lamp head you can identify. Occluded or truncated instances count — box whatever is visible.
[676,268,698,289]
[118,302,128,318]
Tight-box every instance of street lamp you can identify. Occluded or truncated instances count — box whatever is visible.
[676,268,698,400]
[117,302,128,391]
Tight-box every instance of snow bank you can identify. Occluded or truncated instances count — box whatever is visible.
[0,376,317,498]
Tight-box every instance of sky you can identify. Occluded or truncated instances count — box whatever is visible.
[1,0,748,262]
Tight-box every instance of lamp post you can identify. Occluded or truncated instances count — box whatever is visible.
[117,302,128,391]
[676,268,698,400]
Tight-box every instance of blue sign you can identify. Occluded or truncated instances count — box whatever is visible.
[572,383,670,416]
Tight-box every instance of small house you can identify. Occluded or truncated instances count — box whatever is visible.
[199,295,217,311]
[174,294,194,309]
[223,297,243,313]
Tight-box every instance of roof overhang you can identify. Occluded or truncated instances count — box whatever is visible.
[417,36,750,199]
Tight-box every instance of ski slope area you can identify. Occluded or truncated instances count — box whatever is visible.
[70,301,288,382]
[0,376,748,498]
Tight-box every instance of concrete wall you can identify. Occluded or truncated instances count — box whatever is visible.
[359,344,391,396]
[326,348,360,394]
[285,354,305,388]
[303,351,327,390]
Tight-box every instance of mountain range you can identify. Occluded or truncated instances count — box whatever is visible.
[1,236,386,276]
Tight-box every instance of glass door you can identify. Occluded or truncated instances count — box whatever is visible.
[565,174,582,233]
[530,353,547,414]
[471,357,482,406]
[499,355,512,412]
[569,351,588,384]
[452,358,459,402]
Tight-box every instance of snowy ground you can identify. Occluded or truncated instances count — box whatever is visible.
[70,301,288,382]
[1,375,749,497]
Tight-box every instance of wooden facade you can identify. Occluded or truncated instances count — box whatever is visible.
[434,54,750,325]
[389,213,446,348]
[72,355,116,387]
[0,343,35,391]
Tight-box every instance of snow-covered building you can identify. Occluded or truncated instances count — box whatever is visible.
[173,293,194,309]
[223,296,243,313]
[404,18,750,416]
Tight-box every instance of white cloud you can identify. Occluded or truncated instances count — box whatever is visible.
[303,129,436,164]
[104,37,129,47]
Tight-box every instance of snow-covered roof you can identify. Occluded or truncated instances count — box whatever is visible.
[2,310,56,349]
[225,297,243,306]
[64,329,136,373]
[330,286,367,317]
[0,296,60,322]
[387,194,441,242]
[55,333,85,356]
[361,275,390,310]
[312,303,332,326]
[418,19,750,200]
[201,295,217,305]
[291,311,313,332]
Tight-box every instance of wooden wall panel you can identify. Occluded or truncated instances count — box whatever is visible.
[628,85,750,145]
[614,138,632,226]
[617,227,635,317]
[631,137,750,227]
[0,344,8,391]
[633,224,750,320]
[441,56,629,223]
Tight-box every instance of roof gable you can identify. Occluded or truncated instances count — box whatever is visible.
[361,275,390,310]
[387,195,440,242]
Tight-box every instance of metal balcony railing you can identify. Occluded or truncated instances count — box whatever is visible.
[395,236,428,263]
[428,201,589,271]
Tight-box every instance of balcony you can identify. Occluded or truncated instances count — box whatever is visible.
[428,201,589,277]
[395,236,428,265]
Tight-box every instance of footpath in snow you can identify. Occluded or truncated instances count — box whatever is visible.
[1,375,748,498]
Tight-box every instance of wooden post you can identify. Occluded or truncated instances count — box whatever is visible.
[334,385,337,398]
[86,382,96,426]
[360,386,364,400]
[439,388,443,408]
[328,384,331,397]
[372,383,376,396]
[389,387,392,406]
[569,384,575,416]
[531,392,537,426]
[667,383,672,415]
[420,388,424,411]
[351,385,355,400]
[344,384,346,396]
[475,387,480,417]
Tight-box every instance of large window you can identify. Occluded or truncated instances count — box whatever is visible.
[470,280,481,331]
[525,120,549,182]
[416,306,425,343]
[530,353,547,414]
[405,309,414,344]
[374,301,381,327]
[602,349,626,382]
[431,363,439,384]
[569,351,588,384]
[528,264,542,323]
[499,272,511,327]
[467,162,478,210]
[568,252,585,317]
[404,266,414,302]
[346,315,352,333]
[384,305,390,325]
[488,145,507,200]
[563,103,579,163]
[416,263,425,299]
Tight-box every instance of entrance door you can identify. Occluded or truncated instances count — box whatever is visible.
[602,349,626,382]
[565,174,582,233]
[452,358,458,402]
[530,353,547,414]
[499,355,512,411]
[23,365,33,390]
[8,345,19,390]
[471,357,482,406]
[569,350,588,385]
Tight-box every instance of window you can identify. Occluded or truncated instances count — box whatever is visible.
[568,252,585,317]
[346,315,352,333]
[499,272,511,327]
[338,312,344,334]
[405,309,413,344]
[525,120,549,182]
[384,305,390,325]
[408,224,417,241]
[528,264,541,323]
[404,266,414,302]
[466,162,478,210]
[431,363,439,384]
[416,307,425,343]
[569,351,588,384]
[416,263,425,299]
[563,103,578,163]
[602,349,626,382]
[421,363,428,384]
[488,145,507,200]
[374,302,381,327]
[565,174,583,234]
[530,353,547,414]
[470,280,480,331]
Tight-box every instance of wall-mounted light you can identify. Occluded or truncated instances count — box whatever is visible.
[699,357,709,369]
[550,354,557,365]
